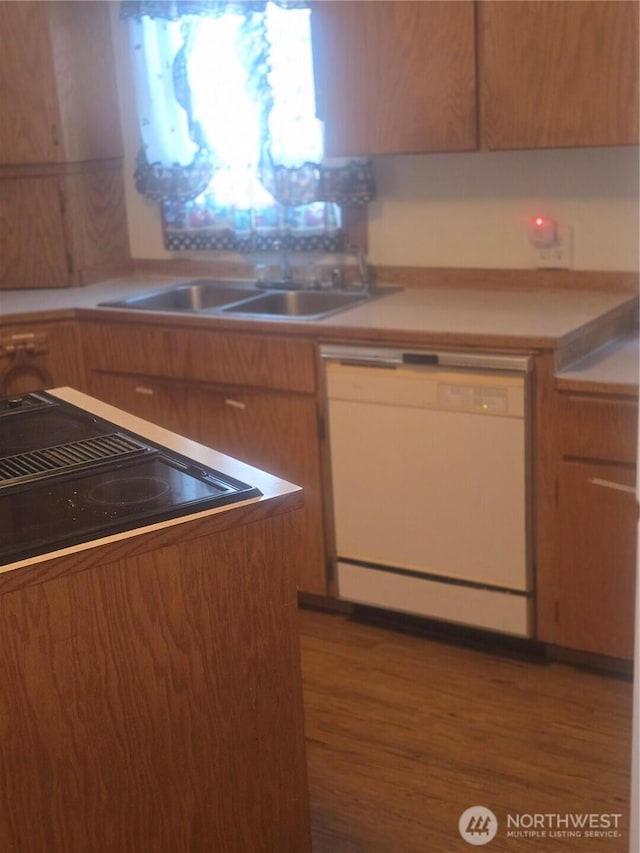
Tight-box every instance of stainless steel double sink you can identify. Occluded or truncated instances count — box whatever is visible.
[99,278,390,321]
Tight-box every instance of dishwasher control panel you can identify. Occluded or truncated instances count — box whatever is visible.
[437,382,510,415]
[326,364,526,419]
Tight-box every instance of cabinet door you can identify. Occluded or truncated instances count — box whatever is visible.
[62,166,131,285]
[46,1,123,162]
[86,373,328,597]
[479,0,640,149]
[0,166,131,290]
[0,1,122,164]
[552,460,637,659]
[0,2,60,164]
[0,176,70,288]
[312,0,477,155]
[0,320,86,394]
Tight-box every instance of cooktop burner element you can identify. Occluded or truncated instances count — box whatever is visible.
[87,474,171,506]
[0,392,262,565]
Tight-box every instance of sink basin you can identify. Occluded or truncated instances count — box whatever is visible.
[222,289,369,319]
[100,279,260,312]
[99,278,396,320]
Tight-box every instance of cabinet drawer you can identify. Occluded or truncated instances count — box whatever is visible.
[82,322,317,394]
[557,393,638,463]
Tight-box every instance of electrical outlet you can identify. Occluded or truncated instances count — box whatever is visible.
[533,224,572,269]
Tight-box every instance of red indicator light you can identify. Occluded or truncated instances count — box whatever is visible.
[528,215,557,247]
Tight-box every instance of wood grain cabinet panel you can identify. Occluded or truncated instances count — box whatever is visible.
[0,319,86,395]
[0,0,122,164]
[61,166,131,286]
[539,392,638,660]
[82,322,327,596]
[478,0,640,149]
[312,0,477,155]
[0,2,59,163]
[0,176,70,288]
[554,460,636,659]
[313,0,638,155]
[0,1,130,288]
[0,166,130,289]
[0,513,311,852]
[82,321,317,393]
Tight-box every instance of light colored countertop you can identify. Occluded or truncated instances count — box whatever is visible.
[556,334,639,395]
[1,273,637,377]
[321,284,636,349]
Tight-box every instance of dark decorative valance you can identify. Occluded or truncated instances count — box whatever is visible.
[261,159,377,208]
[134,146,214,201]
[120,1,308,21]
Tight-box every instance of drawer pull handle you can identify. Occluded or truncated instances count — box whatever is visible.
[135,386,155,396]
[0,333,48,357]
[225,398,246,410]
[588,477,636,495]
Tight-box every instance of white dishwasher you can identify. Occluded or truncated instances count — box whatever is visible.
[321,344,533,637]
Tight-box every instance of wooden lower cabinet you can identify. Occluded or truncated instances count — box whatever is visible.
[0,497,311,852]
[555,459,636,659]
[0,319,86,394]
[87,369,327,596]
[539,392,638,660]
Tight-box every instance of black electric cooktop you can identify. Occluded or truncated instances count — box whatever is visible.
[0,391,262,565]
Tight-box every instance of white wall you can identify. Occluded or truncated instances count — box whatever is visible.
[111,8,639,273]
[369,148,639,272]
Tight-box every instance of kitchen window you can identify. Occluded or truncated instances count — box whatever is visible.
[121,0,375,253]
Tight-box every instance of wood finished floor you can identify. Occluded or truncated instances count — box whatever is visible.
[298,608,633,853]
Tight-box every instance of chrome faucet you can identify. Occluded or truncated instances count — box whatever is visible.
[346,244,371,292]
[272,239,292,282]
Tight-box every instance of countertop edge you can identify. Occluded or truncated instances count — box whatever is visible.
[0,302,586,354]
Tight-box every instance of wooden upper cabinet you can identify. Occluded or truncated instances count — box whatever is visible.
[0,3,59,163]
[0,1,123,164]
[478,0,640,150]
[0,1,130,288]
[311,0,477,156]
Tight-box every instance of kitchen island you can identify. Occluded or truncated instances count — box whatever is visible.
[0,389,311,853]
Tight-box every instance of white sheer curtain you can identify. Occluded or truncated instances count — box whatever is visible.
[264,4,323,168]
[129,17,198,167]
